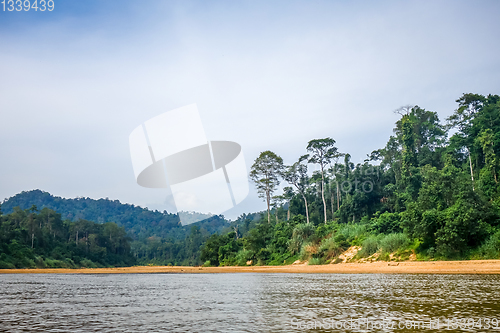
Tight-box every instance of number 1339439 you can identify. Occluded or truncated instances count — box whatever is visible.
[2,0,54,11]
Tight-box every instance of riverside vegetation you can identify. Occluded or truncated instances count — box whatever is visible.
[1,93,499,269]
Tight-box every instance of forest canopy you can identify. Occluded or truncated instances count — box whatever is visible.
[2,93,499,268]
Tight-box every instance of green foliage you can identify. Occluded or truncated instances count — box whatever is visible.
[2,190,228,241]
[235,249,253,266]
[0,208,135,268]
[3,92,499,266]
[472,230,500,259]
[318,236,345,259]
[308,257,323,265]
[358,236,380,257]
[298,242,318,261]
[337,223,367,245]
[288,222,314,254]
[250,151,284,223]
[380,233,410,253]
[370,212,401,234]
[192,93,500,263]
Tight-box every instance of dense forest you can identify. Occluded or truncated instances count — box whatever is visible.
[1,191,232,267]
[1,93,499,268]
[0,206,135,268]
[1,190,227,240]
[201,93,500,266]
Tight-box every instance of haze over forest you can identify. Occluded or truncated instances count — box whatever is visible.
[1,92,499,268]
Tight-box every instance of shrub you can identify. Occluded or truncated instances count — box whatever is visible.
[288,224,315,254]
[473,231,500,259]
[64,258,76,269]
[35,256,46,268]
[337,224,367,244]
[370,212,402,234]
[235,249,254,266]
[318,237,344,259]
[332,257,343,264]
[293,224,315,240]
[288,235,303,255]
[299,242,317,260]
[380,233,410,253]
[308,257,323,265]
[0,261,15,269]
[358,236,380,257]
[333,233,349,248]
[79,259,97,268]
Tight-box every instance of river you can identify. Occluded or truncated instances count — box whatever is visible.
[1,273,499,332]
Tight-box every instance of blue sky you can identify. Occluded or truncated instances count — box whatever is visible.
[1,0,500,219]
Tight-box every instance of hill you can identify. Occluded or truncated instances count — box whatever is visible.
[1,190,229,241]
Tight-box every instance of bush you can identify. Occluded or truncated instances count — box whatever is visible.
[288,224,315,254]
[35,256,46,268]
[64,258,76,268]
[333,233,349,248]
[293,224,315,240]
[472,231,500,259]
[44,258,68,268]
[235,249,254,266]
[299,242,317,260]
[288,234,303,255]
[79,259,97,268]
[370,212,402,234]
[308,257,323,265]
[337,224,367,244]
[358,236,380,257]
[0,261,15,269]
[318,237,344,259]
[380,233,410,253]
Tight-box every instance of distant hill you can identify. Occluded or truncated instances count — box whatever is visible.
[1,190,228,241]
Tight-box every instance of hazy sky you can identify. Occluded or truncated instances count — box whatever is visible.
[1,0,499,219]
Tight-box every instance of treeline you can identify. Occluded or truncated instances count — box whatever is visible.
[131,212,262,266]
[200,93,500,266]
[2,190,231,266]
[3,93,498,268]
[1,190,227,241]
[0,205,135,268]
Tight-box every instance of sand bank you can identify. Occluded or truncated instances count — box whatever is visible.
[1,260,500,274]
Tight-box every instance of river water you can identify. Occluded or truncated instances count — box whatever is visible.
[0,273,499,332]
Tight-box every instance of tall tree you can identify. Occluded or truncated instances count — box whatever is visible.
[271,195,285,222]
[282,187,294,221]
[283,156,311,224]
[477,129,498,184]
[447,94,486,189]
[400,114,421,202]
[250,151,284,223]
[306,138,339,223]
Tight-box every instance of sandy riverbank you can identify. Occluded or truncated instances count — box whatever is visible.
[1,260,500,274]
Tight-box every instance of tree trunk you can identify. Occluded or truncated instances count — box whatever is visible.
[336,179,340,210]
[467,146,475,190]
[330,191,334,220]
[302,193,310,224]
[321,169,327,224]
[266,191,271,224]
[287,206,290,221]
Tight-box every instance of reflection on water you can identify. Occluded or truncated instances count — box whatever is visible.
[0,273,499,332]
